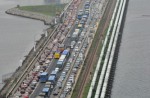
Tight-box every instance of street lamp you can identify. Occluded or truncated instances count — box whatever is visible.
[43,29,48,37]
[33,36,36,52]
[33,34,40,51]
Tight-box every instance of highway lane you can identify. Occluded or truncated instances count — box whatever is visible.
[30,3,80,98]
[30,0,92,97]
[30,24,76,98]
[30,59,57,98]
[59,0,103,97]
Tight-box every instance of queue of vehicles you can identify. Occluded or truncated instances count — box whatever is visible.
[56,1,91,98]
[36,0,91,97]
[13,0,83,98]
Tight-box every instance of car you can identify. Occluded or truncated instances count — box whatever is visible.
[67,34,71,38]
[78,41,82,45]
[55,67,59,72]
[71,41,76,49]
[79,37,83,41]
[66,62,71,67]
[45,60,50,64]
[34,66,41,72]
[68,77,74,83]
[64,87,69,93]
[61,72,66,78]
[74,46,79,52]
[60,93,66,98]
[75,20,79,24]
[64,66,70,72]
[53,87,59,95]
[81,31,85,36]
[68,57,73,63]
[72,68,77,74]
[56,82,62,89]
[45,82,51,88]
[74,63,80,68]
[83,43,88,48]
[70,74,75,78]
[58,78,63,83]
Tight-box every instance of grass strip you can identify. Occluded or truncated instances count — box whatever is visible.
[19,4,67,16]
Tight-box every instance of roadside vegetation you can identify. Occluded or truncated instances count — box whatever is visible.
[18,4,67,16]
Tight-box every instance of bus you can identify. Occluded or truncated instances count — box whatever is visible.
[50,70,58,77]
[62,50,70,57]
[57,55,66,70]
[48,75,56,84]
[40,72,48,83]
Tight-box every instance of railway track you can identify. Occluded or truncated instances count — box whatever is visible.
[76,0,117,98]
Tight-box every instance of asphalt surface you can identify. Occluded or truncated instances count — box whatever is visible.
[30,0,95,97]
[30,3,82,98]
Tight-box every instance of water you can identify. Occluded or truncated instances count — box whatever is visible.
[111,0,150,98]
[0,0,69,86]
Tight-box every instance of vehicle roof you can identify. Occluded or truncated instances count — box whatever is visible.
[62,50,69,55]
[57,61,63,65]
[40,72,48,75]
[48,75,56,80]
[51,70,57,75]
[42,88,50,92]
[59,55,66,61]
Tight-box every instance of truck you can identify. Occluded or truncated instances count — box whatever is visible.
[54,51,61,59]
[39,88,50,98]
[71,31,80,41]
[62,49,70,57]
[48,75,56,84]
[57,55,66,70]
[50,70,58,77]
[40,72,48,83]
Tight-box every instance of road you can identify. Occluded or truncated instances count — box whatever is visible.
[30,0,87,97]
[74,0,118,97]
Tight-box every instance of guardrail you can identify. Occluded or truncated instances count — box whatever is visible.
[86,0,126,97]
[100,0,126,97]
[6,26,58,98]
[94,0,124,97]
[6,0,74,97]
[87,0,120,97]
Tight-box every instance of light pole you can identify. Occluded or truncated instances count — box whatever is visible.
[34,35,36,52]
[43,29,48,37]
[34,34,39,52]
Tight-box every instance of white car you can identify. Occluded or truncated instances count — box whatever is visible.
[45,60,50,64]
[55,67,59,72]
[74,46,79,52]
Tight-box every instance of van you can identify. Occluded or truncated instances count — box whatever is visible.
[53,87,59,95]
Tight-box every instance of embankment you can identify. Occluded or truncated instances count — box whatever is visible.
[6,7,52,25]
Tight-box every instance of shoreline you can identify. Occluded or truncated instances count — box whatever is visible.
[0,7,55,96]
[5,7,53,25]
